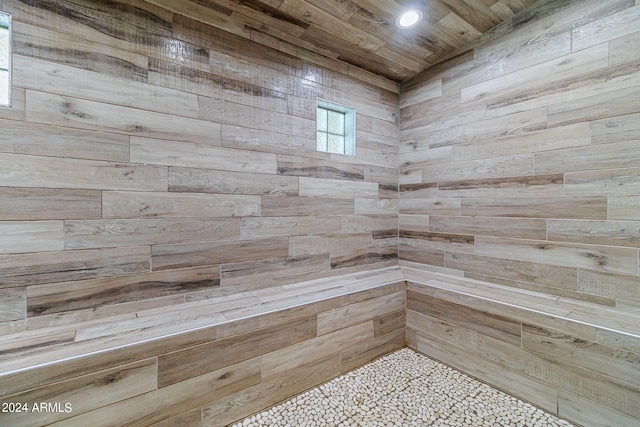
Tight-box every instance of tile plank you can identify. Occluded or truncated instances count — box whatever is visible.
[65,219,241,249]
[0,246,151,288]
[103,191,261,219]
[157,316,317,387]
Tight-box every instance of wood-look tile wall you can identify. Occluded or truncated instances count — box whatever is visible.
[399,0,640,312]
[406,278,640,425]
[0,0,399,336]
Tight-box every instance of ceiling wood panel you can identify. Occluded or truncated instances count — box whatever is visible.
[145,0,540,85]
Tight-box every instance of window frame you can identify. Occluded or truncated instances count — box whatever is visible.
[316,98,355,156]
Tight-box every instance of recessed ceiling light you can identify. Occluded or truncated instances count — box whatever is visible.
[396,9,423,29]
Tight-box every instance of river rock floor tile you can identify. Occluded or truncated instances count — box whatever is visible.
[233,348,575,427]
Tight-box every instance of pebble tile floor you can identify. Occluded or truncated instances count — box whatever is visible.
[233,348,576,427]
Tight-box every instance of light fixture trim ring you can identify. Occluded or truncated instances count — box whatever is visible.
[396,9,423,29]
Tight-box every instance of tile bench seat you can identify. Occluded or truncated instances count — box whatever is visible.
[404,267,640,427]
[2,265,638,426]
[0,267,406,427]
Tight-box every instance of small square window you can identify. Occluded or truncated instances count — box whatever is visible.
[316,99,355,156]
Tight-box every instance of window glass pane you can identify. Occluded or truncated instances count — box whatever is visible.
[0,26,8,70]
[0,12,9,106]
[316,132,328,152]
[328,134,344,154]
[327,110,344,135]
[0,71,7,105]
[317,107,327,132]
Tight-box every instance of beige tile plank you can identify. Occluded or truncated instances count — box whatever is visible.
[565,167,640,196]
[354,198,398,215]
[522,344,640,419]
[330,246,398,271]
[535,140,640,174]
[200,355,341,427]
[26,266,219,317]
[342,215,398,233]
[591,111,640,145]
[399,215,429,233]
[103,191,261,219]
[130,136,276,174]
[0,246,150,289]
[220,254,330,289]
[408,290,521,345]
[198,96,313,139]
[558,390,640,427]
[374,310,406,338]
[148,408,202,427]
[423,154,534,183]
[437,174,564,198]
[0,358,157,427]
[444,252,578,291]
[48,357,262,427]
[522,323,640,388]
[317,291,405,336]
[610,29,640,66]
[168,167,298,196]
[399,231,475,253]
[11,294,188,336]
[261,195,353,217]
[548,84,640,128]
[0,324,219,397]
[407,309,478,353]
[609,196,640,221]
[221,124,314,155]
[299,177,379,199]
[0,328,77,362]
[430,215,547,240]
[577,269,640,303]
[0,188,101,221]
[461,43,609,103]
[12,21,149,82]
[475,236,639,275]
[26,91,221,145]
[157,316,317,387]
[152,238,289,271]
[148,59,288,115]
[399,244,445,267]
[572,4,640,51]
[461,196,608,220]
[400,145,452,167]
[0,118,130,162]
[0,153,167,191]
[14,55,199,118]
[288,233,372,257]
[261,321,373,380]
[73,310,227,346]
[548,219,640,248]
[0,221,64,254]
[64,218,241,250]
[241,216,342,239]
[340,328,406,373]
[0,288,26,323]
[419,107,548,149]
[399,198,460,216]
[412,334,558,413]
[452,122,591,162]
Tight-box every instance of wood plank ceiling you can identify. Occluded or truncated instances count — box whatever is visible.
[145,0,540,84]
